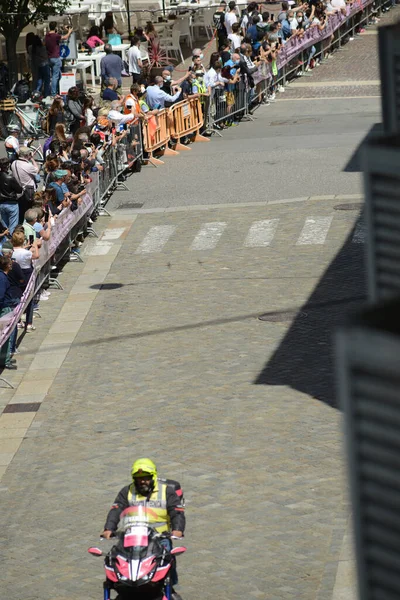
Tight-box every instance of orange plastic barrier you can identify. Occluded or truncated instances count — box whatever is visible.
[168,97,210,151]
[141,108,178,166]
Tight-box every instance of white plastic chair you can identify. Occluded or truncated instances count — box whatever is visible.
[179,15,192,47]
[191,8,213,40]
[160,23,184,64]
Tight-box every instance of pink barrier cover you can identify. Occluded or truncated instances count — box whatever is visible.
[0,188,94,346]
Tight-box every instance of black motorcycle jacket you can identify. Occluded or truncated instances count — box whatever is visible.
[104,477,186,534]
[0,171,22,203]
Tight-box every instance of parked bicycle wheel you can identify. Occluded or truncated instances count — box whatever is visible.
[2,112,23,135]
[0,113,8,139]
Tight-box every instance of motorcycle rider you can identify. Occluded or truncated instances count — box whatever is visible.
[101,458,185,598]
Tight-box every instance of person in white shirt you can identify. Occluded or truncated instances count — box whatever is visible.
[205,59,228,89]
[108,100,136,125]
[228,22,242,51]
[4,125,20,162]
[127,35,143,83]
[224,1,238,35]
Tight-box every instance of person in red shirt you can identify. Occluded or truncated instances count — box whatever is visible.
[45,21,73,96]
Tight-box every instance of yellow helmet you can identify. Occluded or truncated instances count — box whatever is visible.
[131,458,157,481]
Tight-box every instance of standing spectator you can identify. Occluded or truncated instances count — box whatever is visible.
[32,35,51,98]
[145,77,182,110]
[0,255,17,369]
[101,77,121,103]
[47,97,65,135]
[26,33,37,89]
[108,101,136,126]
[128,36,143,83]
[145,21,158,43]
[257,12,273,38]
[213,1,227,50]
[83,97,96,127]
[123,84,140,115]
[45,21,73,97]
[100,44,124,89]
[4,124,20,162]
[66,87,84,135]
[11,230,40,332]
[23,208,51,243]
[225,1,238,36]
[1,242,25,359]
[0,158,22,235]
[11,147,39,221]
[228,22,242,51]
[101,12,122,45]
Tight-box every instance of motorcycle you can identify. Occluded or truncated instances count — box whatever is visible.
[88,505,186,600]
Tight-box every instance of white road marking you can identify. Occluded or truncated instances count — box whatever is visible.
[190,222,227,250]
[135,225,176,254]
[352,221,366,244]
[244,219,279,247]
[102,228,126,241]
[86,241,113,256]
[296,216,333,245]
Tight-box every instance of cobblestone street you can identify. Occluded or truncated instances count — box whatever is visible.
[0,198,363,600]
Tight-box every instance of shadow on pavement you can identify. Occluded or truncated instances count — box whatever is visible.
[344,123,383,172]
[254,214,367,408]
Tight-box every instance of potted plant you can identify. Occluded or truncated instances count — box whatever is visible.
[148,39,175,80]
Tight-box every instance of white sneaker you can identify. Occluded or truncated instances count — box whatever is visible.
[277,85,285,93]
[269,93,276,101]
[40,293,49,301]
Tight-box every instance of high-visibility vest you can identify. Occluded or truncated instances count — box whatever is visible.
[139,98,149,109]
[124,94,139,115]
[127,479,170,533]
[193,79,207,103]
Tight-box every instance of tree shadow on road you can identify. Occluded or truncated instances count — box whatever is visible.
[254,213,367,408]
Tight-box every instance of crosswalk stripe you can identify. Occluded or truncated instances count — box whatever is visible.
[352,220,366,244]
[190,222,227,250]
[244,219,279,247]
[296,216,333,245]
[135,225,176,254]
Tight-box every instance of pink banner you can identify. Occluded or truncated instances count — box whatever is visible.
[254,0,372,84]
[0,179,96,347]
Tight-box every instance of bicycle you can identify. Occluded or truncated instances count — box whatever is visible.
[0,94,48,140]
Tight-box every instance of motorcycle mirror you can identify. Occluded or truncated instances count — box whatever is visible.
[88,547,103,556]
[170,546,187,556]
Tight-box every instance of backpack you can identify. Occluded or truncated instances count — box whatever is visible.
[14,79,30,103]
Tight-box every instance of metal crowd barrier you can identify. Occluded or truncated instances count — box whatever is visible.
[0,121,144,360]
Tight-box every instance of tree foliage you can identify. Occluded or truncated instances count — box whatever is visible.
[0,0,72,38]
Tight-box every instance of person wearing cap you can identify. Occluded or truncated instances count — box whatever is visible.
[4,125,21,163]
[11,146,40,222]
[101,458,185,599]
[0,158,22,235]
[48,169,70,204]
[224,1,238,35]
[145,76,182,110]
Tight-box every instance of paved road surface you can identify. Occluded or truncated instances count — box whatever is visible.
[2,10,399,600]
